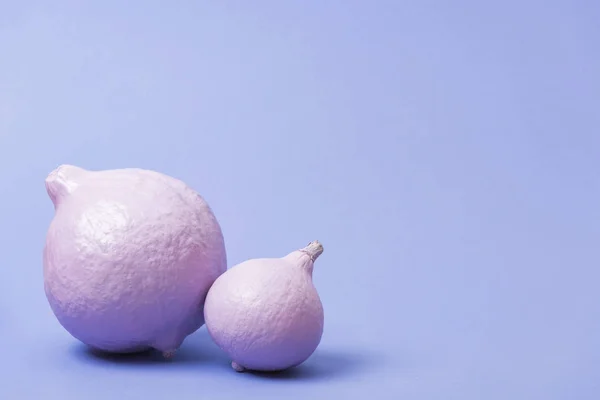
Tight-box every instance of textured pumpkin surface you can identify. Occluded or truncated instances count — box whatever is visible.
[204,242,324,372]
[43,165,227,355]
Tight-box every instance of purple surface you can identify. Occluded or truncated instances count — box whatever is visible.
[0,1,599,399]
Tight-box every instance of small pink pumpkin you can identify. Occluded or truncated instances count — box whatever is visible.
[204,241,325,372]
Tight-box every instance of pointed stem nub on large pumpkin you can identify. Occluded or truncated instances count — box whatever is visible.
[45,164,86,206]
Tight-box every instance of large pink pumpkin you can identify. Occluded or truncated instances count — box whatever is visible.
[43,165,227,356]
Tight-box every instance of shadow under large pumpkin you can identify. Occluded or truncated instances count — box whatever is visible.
[69,328,224,366]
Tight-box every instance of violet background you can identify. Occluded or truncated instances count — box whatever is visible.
[0,1,599,399]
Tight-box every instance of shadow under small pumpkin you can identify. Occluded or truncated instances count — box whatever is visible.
[71,329,382,381]
[243,350,376,381]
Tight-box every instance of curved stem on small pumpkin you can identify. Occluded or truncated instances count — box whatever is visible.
[300,240,324,262]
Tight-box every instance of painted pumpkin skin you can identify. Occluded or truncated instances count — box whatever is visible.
[43,165,227,357]
[204,241,324,372]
